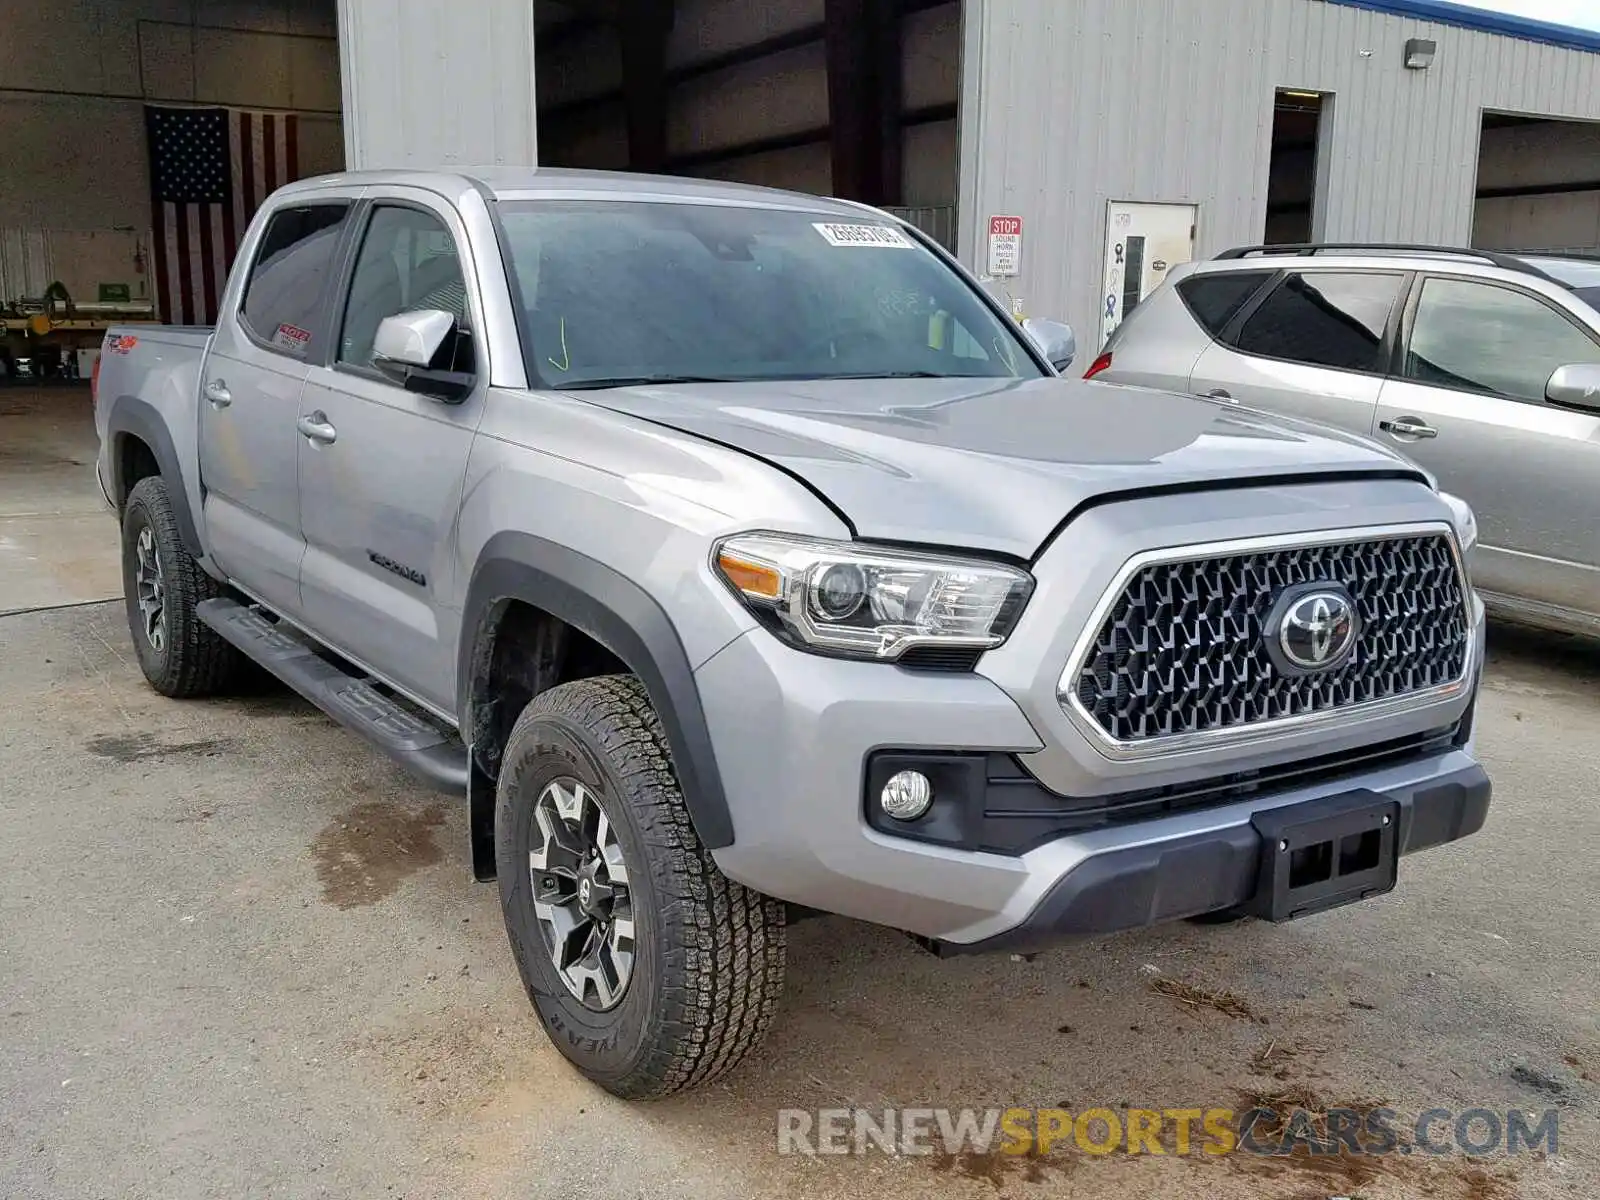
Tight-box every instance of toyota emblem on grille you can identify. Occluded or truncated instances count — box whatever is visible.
[1269,585,1359,675]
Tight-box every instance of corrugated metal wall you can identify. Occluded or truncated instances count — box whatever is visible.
[339,0,538,168]
[961,0,1600,349]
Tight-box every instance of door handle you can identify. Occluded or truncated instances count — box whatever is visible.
[204,379,232,409]
[1379,416,1438,440]
[1200,388,1234,403]
[296,412,337,445]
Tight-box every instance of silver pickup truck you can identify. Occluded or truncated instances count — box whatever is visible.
[94,167,1490,1100]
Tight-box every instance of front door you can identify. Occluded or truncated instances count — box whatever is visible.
[1187,269,1407,436]
[1375,274,1600,616]
[296,197,486,712]
[199,201,353,616]
[1101,202,1198,347]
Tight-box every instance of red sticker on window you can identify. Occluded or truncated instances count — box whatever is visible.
[106,334,139,355]
[272,323,312,353]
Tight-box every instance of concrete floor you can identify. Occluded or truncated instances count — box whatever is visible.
[0,390,1596,1199]
[0,386,121,614]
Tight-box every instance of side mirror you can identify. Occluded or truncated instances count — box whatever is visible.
[1022,317,1076,372]
[372,309,474,403]
[1545,362,1600,415]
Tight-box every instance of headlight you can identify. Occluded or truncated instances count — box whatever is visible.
[1440,491,1478,558]
[712,532,1034,661]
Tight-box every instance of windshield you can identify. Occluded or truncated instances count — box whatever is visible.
[495,200,1044,389]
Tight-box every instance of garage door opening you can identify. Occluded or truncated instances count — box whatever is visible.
[1264,88,1327,245]
[531,0,961,251]
[1473,112,1600,254]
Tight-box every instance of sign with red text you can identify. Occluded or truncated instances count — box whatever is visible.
[987,215,1023,277]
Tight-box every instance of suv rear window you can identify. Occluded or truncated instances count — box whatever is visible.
[1228,271,1404,374]
[1177,271,1274,337]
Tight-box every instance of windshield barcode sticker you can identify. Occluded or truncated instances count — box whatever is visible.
[813,222,914,249]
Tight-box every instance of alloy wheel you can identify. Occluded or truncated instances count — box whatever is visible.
[529,777,636,1011]
[133,525,166,653]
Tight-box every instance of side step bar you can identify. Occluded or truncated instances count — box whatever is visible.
[196,597,469,796]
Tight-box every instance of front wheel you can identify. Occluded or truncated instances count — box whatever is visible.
[495,674,786,1099]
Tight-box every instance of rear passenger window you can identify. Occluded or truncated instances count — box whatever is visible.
[1229,272,1404,373]
[1177,271,1274,337]
[239,203,350,358]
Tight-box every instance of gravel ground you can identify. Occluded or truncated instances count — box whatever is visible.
[0,603,1595,1200]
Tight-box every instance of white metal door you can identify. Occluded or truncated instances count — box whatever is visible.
[1101,202,1198,347]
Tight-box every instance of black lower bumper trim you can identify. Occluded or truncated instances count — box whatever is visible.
[929,761,1490,957]
[863,719,1467,856]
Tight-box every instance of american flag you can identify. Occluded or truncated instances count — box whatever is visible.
[144,105,303,326]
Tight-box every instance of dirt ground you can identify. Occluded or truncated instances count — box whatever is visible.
[0,387,1595,1199]
[0,606,1594,1200]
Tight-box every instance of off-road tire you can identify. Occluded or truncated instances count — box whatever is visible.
[121,476,242,698]
[496,674,786,1099]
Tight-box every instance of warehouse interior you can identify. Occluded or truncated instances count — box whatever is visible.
[1265,89,1327,244]
[533,0,961,249]
[1473,112,1600,251]
[1,0,346,376]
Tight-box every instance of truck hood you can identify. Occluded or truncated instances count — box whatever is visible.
[569,375,1425,559]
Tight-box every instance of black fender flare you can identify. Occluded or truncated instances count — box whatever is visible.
[458,531,735,853]
[105,395,203,558]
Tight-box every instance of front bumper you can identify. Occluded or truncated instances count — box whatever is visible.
[697,591,1489,949]
[925,758,1489,954]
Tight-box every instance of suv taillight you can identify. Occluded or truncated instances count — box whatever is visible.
[1084,352,1113,380]
[91,351,101,405]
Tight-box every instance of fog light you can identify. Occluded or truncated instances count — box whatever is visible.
[880,770,933,821]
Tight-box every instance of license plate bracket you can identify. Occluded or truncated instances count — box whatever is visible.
[1248,790,1400,922]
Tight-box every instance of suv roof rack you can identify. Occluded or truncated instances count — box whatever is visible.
[1214,242,1559,282]
[1514,248,1600,265]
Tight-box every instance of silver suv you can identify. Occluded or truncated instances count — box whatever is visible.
[1089,244,1600,639]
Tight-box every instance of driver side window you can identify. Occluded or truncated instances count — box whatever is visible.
[339,205,471,373]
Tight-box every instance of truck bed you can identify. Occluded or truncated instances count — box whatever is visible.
[93,323,215,530]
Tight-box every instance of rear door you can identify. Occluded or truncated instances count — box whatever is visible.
[1375,273,1600,616]
[1188,269,1409,435]
[200,200,354,615]
[295,193,486,712]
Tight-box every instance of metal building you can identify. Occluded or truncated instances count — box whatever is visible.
[958,0,1600,350]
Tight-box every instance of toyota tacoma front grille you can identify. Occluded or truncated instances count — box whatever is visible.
[1070,531,1470,745]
